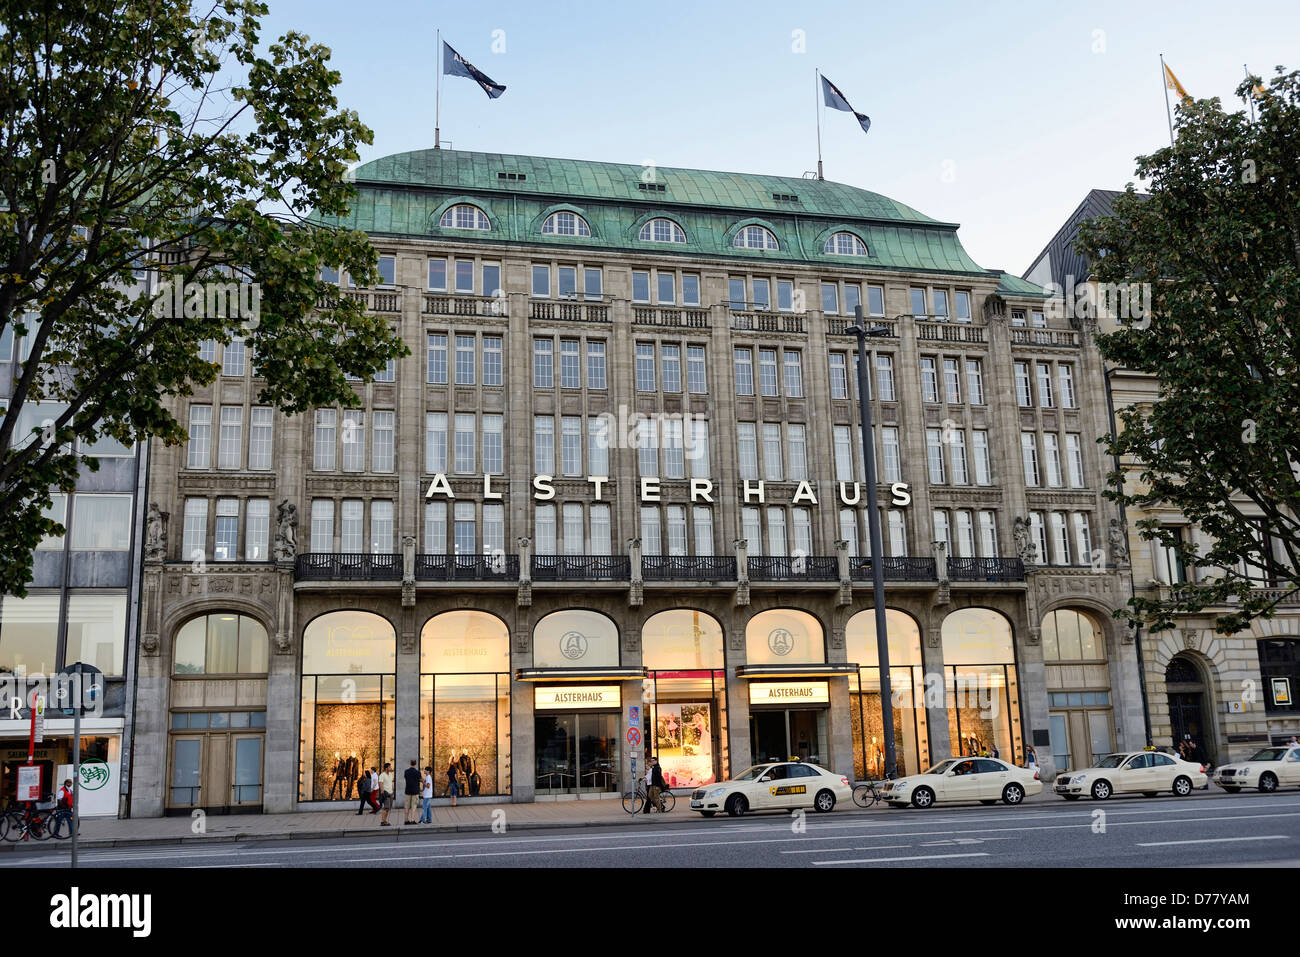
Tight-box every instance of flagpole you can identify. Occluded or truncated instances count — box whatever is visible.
[815,69,824,180]
[435,28,442,149]
[1160,54,1174,147]
[1244,64,1257,124]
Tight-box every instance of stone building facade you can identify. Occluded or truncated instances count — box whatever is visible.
[131,150,1141,815]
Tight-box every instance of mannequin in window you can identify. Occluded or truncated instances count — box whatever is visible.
[457,749,472,786]
[345,752,359,799]
[329,752,346,799]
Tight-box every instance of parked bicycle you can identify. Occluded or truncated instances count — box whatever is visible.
[2,802,58,841]
[621,784,676,814]
[852,780,884,807]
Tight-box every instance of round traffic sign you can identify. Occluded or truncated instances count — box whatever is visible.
[626,727,641,747]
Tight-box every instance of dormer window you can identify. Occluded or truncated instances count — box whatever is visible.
[638,218,686,244]
[732,225,779,250]
[824,231,868,256]
[542,211,592,237]
[439,204,491,230]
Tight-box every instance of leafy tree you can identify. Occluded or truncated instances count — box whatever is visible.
[0,0,406,595]
[1077,68,1300,634]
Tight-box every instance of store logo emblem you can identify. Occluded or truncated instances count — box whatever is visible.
[560,632,588,660]
[768,629,794,657]
[79,759,110,791]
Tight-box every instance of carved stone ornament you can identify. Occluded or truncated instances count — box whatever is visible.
[273,500,298,561]
[141,632,160,656]
[144,503,168,562]
[1108,518,1130,567]
[274,630,292,655]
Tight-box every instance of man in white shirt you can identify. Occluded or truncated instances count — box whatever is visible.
[420,766,434,824]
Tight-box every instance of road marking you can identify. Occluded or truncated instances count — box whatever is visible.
[781,844,911,854]
[920,836,1019,846]
[1136,835,1289,847]
[813,852,989,865]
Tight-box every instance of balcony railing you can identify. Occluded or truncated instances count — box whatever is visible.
[747,556,839,581]
[828,318,898,338]
[1010,328,1080,347]
[642,555,737,581]
[529,300,611,323]
[632,307,710,329]
[416,554,520,581]
[342,289,401,312]
[916,321,985,343]
[532,554,630,581]
[295,552,402,581]
[849,556,937,582]
[730,311,805,335]
[947,557,1026,582]
[424,293,507,318]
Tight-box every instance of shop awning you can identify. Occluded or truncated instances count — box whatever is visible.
[515,667,648,682]
[735,664,858,679]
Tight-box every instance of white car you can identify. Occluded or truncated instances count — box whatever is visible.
[689,761,851,817]
[1214,745,1300,793]
[1054,749,1207,800]
[881,757,1042,809]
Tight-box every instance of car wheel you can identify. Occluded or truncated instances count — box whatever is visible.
[1259,772,1278,793]
[725,794,748,817]
[813,789,836,813]
[979,800,997,805]
[1091,779,1112,800]
[1221,786,1241,794]
[911,786,935,809]
[699,811,716,817]
[1172,775,1193,797]
[1002,783,1025,805]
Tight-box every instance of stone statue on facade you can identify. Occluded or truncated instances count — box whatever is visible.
[1108,518,1130,567]
[1013,516,1038,564]
[273,500,298,561]
[145,502,168,561]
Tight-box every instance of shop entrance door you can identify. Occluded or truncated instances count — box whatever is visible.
[750,709,827,765]
[168,733,265,812]
[535,712,619,794]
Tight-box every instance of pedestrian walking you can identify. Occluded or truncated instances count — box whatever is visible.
[642,756,666,813]
[991,743,1000,760]
[420,766,434,824]
[1289,735,1298,747]
[446,755,462,807]
[1024,744,1038,770]
[356,765,373,815]
[378,763,394,826]
[366,766,381,813]
[403,759,422,824]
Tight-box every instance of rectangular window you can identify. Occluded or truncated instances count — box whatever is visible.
[558,265,577,300]
[910,287,927,318]
[428,259,447,291]
[943,358,961,404]
[833,425,853,482]
[932,289,950,321]
[371,500,394,554]
[955,510,976,558]
[777,280,794,313]
[640,506,662,556]
[839,508,859,557]
[784,351,804,398]
[341,410,365,472]
[758,349,779,397]
[531,265,550,298]
[636,343,657,392]
[637,419,658,477]
[1073,513,1093,566]
[979,511,999,557]
[876,355,895,401]
[882,427,901,483]
[926,429,946,484]
[187,405,212,469]
[973,430,992,485]
[482,263,501,298]
[1051,512,1071,565]
[313,410,336,471]
[965,359,984,405]
[633,271,651,303]
[688,420,710,478]
[734,348,754,396]
[425,413,447,473]
[1058,364,1076,409]
[787,424,808,481]
[662,344,682,393]
[844,283,861,317]
[427,334,448,384]
[742,507,762,557]
[222,338,246,377]
[586,340,607,389]
[792,508,813,557]
[821,282,839,315]
[340,500,363,552]
[455,502,477,556]
[534,505,556,556]
[1014,362,1032,407]
[920,358,939,403]
[560,339,581,389]
[589,504,611,556]
[1021,432,1040,486]
[829,353,848,399]
[584,267,603,301]
[766,507,787,557]
[248,407,272,470]
[454,413,476,474]
[561,417,582,477]
[1066,434,1085,488]
[484,504,505,557]
[933,509,951,553]
[309,499,333,552]
[183,498,208,560]
[955,291,972,322]
[950,431,969,484]
[71,494,133,550]
[1011,309,1026,327]
[1043,433,1063,488]
[657,272,676,305]
[1032,310,1046,328]
[588,417,609,476]
[682,274,700,306]
[738,423,759,480]
[246,499,270,561]
[687,346,707,394]
[888,510,908,555]
[1037,363,1055,408]
[374,357,395,383]
[693,506,714,555]
[752,279,770,312]
[455,335,476,385]
[375,256,398,287]
[424,502,447,553]
[217,407,242,470]
[482,336,503,386]
[372,411,395,473]
[533,338,554,388]
[666,505,688,557]
[762,423,783,481]
[562,504,583,555]
[662,418,685,479]
[533,416,555,474]
[867,285,885,317]
[728,277,747,311]
[1030,512,1048,565]
[483,414,503,475]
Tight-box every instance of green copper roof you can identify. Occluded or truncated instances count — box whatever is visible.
[317,148,992,277]
[995,272,1052,298]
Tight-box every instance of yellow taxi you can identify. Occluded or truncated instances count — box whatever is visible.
[1054,748,1207,800]
[1213,744,1300,793]
[880,757,1042,809]
[689,761,852,817]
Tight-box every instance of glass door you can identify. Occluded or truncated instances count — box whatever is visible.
[535,714,576,793]
[232,735,264,805]
[750,711,788,764]
[577,713,619,792]
[1049,713,1070,771]
[170,737,202,807]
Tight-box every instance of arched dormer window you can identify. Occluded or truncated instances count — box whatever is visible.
[439,204,491,230]
[638,218,686,244]
[732,225,779,250]
[824,231,868,256]
[541,211,591,237]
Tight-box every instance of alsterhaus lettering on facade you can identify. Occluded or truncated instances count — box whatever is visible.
[129,149,1142,814]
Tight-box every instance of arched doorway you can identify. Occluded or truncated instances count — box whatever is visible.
[1043,608,1113,771]
[1165,654,1211,762]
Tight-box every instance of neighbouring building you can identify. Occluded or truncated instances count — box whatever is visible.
[130,149,1142,815]
[1027,188,1300,765]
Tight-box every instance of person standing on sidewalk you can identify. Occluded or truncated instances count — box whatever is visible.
[356,765,373,815]
[366,766,381,814]
[378,763,394,826]
[446,755,462,807]
[420,766,434,824]
[403,759,422,824]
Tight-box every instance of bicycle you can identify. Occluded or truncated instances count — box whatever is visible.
[2,803,56,841]
[621,784,676,814]
[852,780,885,807]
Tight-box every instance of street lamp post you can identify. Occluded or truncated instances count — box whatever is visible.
[848,305,897,780]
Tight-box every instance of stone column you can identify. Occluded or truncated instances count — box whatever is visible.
[828,676,856,779]
[129,563,167,817]
[511,608,534,803]
[263,562,297,812]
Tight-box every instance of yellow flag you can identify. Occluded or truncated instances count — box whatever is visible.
[1164,63,1190,100]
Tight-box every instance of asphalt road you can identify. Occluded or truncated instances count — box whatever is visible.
[5,791,1299,868]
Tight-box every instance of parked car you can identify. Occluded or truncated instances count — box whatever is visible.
[1213,745,1300,793]
[689,761,851,817]
[881,757,1042,809]
[1054,749,1207,800]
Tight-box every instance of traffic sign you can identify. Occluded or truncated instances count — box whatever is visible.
[628,705,640,725]
[626,727,641,747]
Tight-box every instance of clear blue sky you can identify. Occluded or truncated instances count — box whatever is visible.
[264,0,1300,273]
